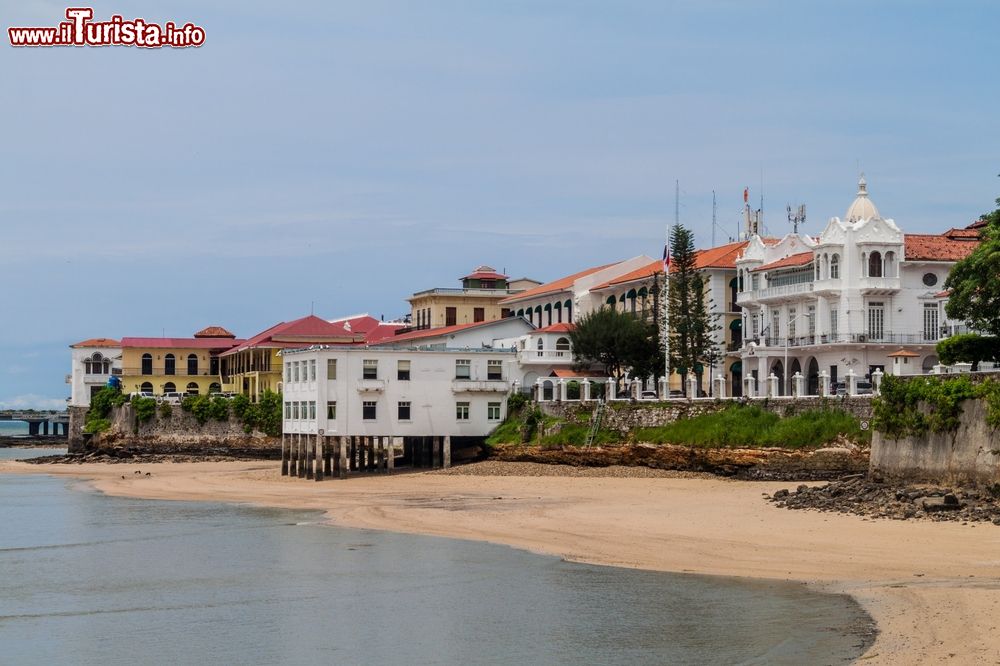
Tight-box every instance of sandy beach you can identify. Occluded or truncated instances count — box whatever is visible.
[4,459,1000,664]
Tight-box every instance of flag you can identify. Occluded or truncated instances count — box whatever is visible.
[662,243,670,273]
[743,187,749,204]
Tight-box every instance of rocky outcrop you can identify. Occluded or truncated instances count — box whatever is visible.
[490,440,868,481]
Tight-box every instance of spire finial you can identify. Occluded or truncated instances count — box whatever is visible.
[857,172,867,196]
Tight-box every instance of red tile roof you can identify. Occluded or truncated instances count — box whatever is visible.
[535,322,575,334]
[498,263,617,304]
[888,348,921,358]
[751,251,814,272]
[934,289,952,298]
[462,270,508,281]
[220,315,363,357]
[71,338,120,348]
[904,234,979,262]
[377,319,505,344]
[194,326,236,338]
[592,241,763,290]
[120,337,246,350]
[592,260,662,290]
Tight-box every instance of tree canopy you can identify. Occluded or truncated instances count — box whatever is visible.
[936,333,1000,371]
[944,192,1000,336]
[569,307,659,387]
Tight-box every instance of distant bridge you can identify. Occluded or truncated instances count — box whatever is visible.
[0,411,70,436]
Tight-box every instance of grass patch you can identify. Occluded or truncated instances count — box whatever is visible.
[634,404,869,449]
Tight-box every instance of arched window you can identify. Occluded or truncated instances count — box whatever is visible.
[533,305,542,327]
[536,338,544,357]
[554,301,562,323]
[830,254,840,279]
[823,254,829,279]
[638,287,649,315]
[884,251,896,277]
[869,251,883,278]
[544,303,552,326]
[209,382,222,394]
[141,353,153,375]
[815,258,821,280]
[556,337,570,352]
[164,354,176,376]
[606,295,616,308]
[627,288,638,315]
[565,299,572,322]
[187,354,198,376]
[163,382,176,394]
[186,382,199,395]
[140,381,153,394]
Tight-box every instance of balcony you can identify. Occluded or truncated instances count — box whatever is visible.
[857,276,901,294]
[355,379,386,392]
[748,333,938,349]
[736,281,814,305]
[452,379,510,393]
[517,349,574,364]
[121,367,221,377]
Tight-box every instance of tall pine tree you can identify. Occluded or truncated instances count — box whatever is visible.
[667,224,719,395]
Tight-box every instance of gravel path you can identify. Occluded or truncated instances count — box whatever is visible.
[431,460,716,479]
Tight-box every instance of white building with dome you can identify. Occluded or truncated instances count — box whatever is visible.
[734,176,981,395]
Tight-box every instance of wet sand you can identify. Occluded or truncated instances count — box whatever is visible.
[4,458,999,664]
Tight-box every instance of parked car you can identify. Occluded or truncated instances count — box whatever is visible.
[833,381,873,396]
[159,392,185,405]
[128,391,154,400]
[639,390,659,401]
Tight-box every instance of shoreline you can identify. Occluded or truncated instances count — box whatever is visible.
[3,459,999,664]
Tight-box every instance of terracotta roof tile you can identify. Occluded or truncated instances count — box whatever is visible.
[120,337,246,350]
[592,260,662,290]
[535,322,575,333]
[888,348,921,358]
[751,251,814,272]
[194,326,236,338]
[220,315,362,357]
[374,318,512,344]
[904,234,979,262]
[498,263,617,304]
[71,337,120,348]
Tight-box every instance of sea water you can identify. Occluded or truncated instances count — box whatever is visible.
[0,450,873,665]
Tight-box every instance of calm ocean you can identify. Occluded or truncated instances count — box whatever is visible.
[0,449,873,665]
[0,420,29,437]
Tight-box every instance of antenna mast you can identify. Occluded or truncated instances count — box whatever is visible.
[786,204,807,234]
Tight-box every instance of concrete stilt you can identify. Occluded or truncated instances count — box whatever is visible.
[432,436,441,469]
[387,438,394,474]
[348,437,356,471]
[443,435,451,469]
[323,437,332,476]
[281,434,289,476]
[306,434,314,480]
[297,434,306,478]
[424,437,432,468]
[368,437,376,473]
[289,433,298,476]
[315,435,324,482]
[378,437,386,474]
[339,437,348,479]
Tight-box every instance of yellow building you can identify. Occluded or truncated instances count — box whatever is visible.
[120,326,242,396]
[220,315,364,401]
[408,266,540,330]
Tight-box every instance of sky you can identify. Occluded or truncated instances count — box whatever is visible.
[1,0,998,408]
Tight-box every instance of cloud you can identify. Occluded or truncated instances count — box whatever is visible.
[0,394,68,411]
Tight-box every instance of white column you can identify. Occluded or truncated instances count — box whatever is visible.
[606,381,615,401]
[535,378,544,402]
[744,374,757,398]
[846,369,858,396]
[871,368,884,395]
[686,374,698,398]
[818,370,830,397]
[767,373,779,398]
[658,376,668,399]
[792,371,805,398]
[557,379,566,402]
[581,380,591,402]
[713,375,726,399]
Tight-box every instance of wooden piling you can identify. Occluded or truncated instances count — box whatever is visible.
[281,434,289,476]
[306,434,315,480]
[339,437,348,479]
[386,437,394,474]
[432,436,441,469]
[367,437,375,473]
[323,437,332,477]
[443,435,451,469]
[297,434,306,478]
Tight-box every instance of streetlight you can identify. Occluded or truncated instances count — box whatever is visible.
[784,312,812,396]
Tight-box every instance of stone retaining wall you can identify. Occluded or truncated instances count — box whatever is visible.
[539,396,874,433]
[79,403,279,457]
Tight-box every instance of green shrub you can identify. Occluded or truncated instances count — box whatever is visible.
[238,390,282,437]
[83,418,111,434]
[208,396,230,421]
[506,392,528,413]
[132,397,157,424]
[159,401,173,418]
[634,404,868,449]
[231,394,251,419]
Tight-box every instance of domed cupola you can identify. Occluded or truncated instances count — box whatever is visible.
[845,174,881,223]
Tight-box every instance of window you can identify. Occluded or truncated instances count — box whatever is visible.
[807,305,816,336]
[455,359,471,379]
[293,362,300,382]
[771,311,780,339]
[488,402,501,421]
[456,402,470,420]
[537,338,544,357]
[363,359,378,380]
[868,251,883,278]
[363,401,377,420]
[924,303,939,341]
[397,360,411,381]
[555,337,570,355]
[209,382,221,393]
[285,364,291,382]
[445,307,457,326]
[830,254,840,279]
[285,402,291,419]
[186,382,199,395]
[210,357,219,375]
[830,309,839,338]
[327,401,337,419]
[164,354,175,376]
[867,302,885,340]
[501,308,511,318]
[308,402,316,420]
[309,360,316,381]
[922,272,938,287]
[398,401,411,420]
[187,354,198,376]
[140,381,153,394]
[473,307,485,323]
[487,360,502,381]
[163,382,176,394]
[293,402,300,419]
[327,358,337,380]
[788,307,797,338]
[751,273,760,290]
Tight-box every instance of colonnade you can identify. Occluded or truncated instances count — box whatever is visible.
[280,434,451,481]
